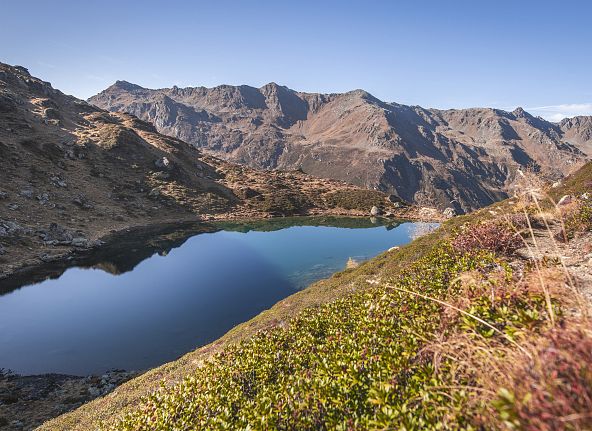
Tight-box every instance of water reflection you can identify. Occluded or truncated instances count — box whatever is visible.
[0,217,425,375]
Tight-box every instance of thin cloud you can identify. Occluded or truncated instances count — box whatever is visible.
[526,103,592,122]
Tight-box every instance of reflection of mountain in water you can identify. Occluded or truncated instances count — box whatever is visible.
[214,216,403,233]
[0,222,212,295]
[1,216,403,296]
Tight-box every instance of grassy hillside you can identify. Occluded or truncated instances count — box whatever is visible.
[41,163,592,430]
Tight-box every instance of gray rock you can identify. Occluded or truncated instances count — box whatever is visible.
[50,176,67,188]
[0,244,6,255]
[557,195,573,206]
[7,203,19,211]
[87,386,102,397]
[39,223,73,245]
[71,237,90,247]
[0,221,31,237]
[72,194,93,209]
[370,206,382,216]
[388,194,404,204]
[19,189,33,199]
[43,107,61,120]
[154,156,171,170]
[443,207,457,218]
[0,191,8,200]
[36,193,50,205]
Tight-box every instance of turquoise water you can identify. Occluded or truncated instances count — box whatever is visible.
[0,217,433,375]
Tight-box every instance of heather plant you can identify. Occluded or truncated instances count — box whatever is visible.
[451,220,524,256]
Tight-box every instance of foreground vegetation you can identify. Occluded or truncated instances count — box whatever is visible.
[43,164,592,430]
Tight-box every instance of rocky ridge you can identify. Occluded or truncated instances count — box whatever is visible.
[90,81,591,212]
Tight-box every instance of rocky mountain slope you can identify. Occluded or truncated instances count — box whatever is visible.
[0,63,404,281]
[90,82,591,212]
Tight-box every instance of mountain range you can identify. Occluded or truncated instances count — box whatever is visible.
[0,62,393,280]
[90,81,592,212]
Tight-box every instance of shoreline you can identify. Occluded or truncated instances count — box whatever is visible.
[0,205,441,292]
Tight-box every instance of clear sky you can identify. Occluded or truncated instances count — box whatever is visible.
[2,0,591,120]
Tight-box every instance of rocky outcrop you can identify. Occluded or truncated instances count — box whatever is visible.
[90,83,591,212]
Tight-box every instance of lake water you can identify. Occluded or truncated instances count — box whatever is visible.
[0,217,433,376]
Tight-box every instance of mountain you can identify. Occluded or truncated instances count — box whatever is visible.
[0,63,397,280]
[90,82,591,212]
[560,115,592,156]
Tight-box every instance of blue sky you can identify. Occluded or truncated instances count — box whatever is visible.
[2,0,591,120]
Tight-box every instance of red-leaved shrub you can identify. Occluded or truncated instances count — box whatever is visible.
[506,326,592,431]
[451,220,524,256]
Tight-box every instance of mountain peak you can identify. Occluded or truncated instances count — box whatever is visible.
[112,80,144,92]
[512,107,531,118]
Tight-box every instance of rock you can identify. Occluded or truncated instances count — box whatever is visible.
[19,189,33,199]
[346,257,359,269]
[71,237,90,247]
[39,223,73,245]
[72,194,93,209]
[152,171,170,180]
[36,193,50,205]
[236,187,261,199]
[43,107,61,120]
[392,202,403,209]
[50,176,67,188]
[551,181,562,188]
[581,192,590,200]
[87,386,102,397]
[388,246,400,252]
[0,244,6,255]
[154,157,171,170]
[418,207,440,219]
[443,207,457,218]
[388,195,404,204]
[148,187,161,198]
[557,195,573,206]
[7,203,19,211]
[0,220,31,237]
[370,206,382,216]
[0,94,17,113]
[0,191,8,200]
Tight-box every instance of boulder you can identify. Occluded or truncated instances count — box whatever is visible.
[71,237,90,248]
[39,223,73,245]
[388,195,404,204]
[72,194,93,209]
[19,189,33,199]
[154,157,172,170]
[0,221,30,237]
[443,207,457,218]
[370,206,382,216]
[36,193,50,205]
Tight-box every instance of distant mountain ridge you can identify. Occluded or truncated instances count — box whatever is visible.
[90,81,591,212]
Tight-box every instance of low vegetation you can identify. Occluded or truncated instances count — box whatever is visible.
[43,163,592,430]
